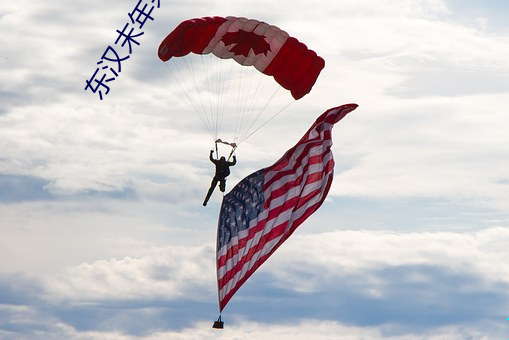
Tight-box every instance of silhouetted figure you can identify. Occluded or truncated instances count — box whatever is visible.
[203,150,236,206]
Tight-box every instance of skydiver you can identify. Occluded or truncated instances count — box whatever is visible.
[203,149,236,206]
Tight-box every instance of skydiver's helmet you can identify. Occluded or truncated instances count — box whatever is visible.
[220,157,226,162]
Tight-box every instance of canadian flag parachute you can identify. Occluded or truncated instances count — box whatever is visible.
[158,16,325,100]
[158,16,325,146]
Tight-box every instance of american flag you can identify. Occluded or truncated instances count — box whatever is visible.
[216,104,358,311]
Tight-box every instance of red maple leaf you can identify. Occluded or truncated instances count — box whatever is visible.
[221,30,271,57]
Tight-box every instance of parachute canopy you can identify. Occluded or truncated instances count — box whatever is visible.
[158,16,325,100]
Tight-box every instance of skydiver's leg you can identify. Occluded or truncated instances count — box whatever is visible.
[219,178,226,192]
[203,178,219,206]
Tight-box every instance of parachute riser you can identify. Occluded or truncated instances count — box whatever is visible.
[227,147,236,162]
[215,138,237,161]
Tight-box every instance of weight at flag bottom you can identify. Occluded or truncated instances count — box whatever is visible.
[216,103,358,311]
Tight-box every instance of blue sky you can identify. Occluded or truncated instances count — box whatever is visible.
[1,0,509,339]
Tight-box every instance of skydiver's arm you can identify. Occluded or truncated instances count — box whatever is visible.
[229,156,237,166]
[209,150,215,162]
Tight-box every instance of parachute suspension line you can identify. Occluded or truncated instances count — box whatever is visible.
[163,61,215,141]
[181,56,217,141]
[235,66,263,143]
[200,54,216,140]
[231,64,278,146]
[233,63,245,144]
[214,57,235,142]
[208,55,220,140]
[240,99,295,144]
[173,29,219,143]
[201,54,225,140]
[200,55,237,143]
[239,76,281,142]
[237,65,253,140]
[163,55,298,148]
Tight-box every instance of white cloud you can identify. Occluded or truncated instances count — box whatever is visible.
[1,226,508,338]
[5,317,503,340]
[330,93,509,209]
[142,320,501,340]
[36,227,509,316]
[2,0,508,210]
[267,227,509,292]
[44,244,216,302]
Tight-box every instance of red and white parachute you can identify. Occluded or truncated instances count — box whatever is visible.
[158,16,325,147]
